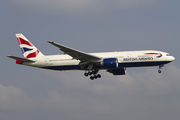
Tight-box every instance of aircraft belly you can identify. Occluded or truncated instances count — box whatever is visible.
[40,59,81,70]
[41,65,81,70]
[119,61,171,67]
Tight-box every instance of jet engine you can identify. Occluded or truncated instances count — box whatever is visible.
[101,58,118,69]
[107,67,126,75]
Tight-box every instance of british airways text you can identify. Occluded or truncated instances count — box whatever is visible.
[123,57,153,61]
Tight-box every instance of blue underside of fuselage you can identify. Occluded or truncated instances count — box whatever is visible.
[41,61,171,71]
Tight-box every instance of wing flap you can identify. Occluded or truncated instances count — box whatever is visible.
[47,41,101,61]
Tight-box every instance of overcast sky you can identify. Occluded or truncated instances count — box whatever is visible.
[1,0,180,120]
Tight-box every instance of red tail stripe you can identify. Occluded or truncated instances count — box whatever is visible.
[26,50,39,58]
[17,37,33,46]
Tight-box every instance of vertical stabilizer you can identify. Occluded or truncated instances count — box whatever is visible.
[16,33,44,58]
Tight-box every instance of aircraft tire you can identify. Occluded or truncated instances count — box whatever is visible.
[88,72,92,75]
[90,76,94,80]
[84,73,88,77]
[94,75,97,79]
[158,70,161,73]
[97,74,101,78]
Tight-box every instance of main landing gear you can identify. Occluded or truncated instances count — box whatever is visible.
[158,64,164,73]
[84,70,101,80]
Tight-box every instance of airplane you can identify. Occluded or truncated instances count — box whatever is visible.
[7,33,175,80]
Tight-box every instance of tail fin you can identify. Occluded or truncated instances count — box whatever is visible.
[16,33,44,58]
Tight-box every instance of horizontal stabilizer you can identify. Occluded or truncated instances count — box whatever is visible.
[7,56,35,62]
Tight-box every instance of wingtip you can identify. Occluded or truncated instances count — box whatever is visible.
[7,55,16,59]
[47,41,54,43]
[7,55,12,58]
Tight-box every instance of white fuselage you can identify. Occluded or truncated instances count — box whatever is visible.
[22,50,175,71]
[8,33,175,79]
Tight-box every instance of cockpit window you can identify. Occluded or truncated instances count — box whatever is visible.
[166,54,170,56]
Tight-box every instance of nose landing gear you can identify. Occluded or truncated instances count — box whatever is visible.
[158,64,164,73]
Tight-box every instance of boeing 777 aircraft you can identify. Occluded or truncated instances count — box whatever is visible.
[7,33,175,80]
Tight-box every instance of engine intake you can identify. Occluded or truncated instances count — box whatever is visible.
[101,58,118,69]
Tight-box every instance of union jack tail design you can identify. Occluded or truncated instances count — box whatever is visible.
[16,33,44,58]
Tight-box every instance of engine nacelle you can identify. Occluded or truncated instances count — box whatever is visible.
[101,58,118,69]
[108,67,126,75]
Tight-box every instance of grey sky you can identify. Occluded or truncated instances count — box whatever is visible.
[1,0,180,120]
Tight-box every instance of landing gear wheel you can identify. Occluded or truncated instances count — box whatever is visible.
[90,76,94,80]
[158,65,164,74]
[94,75,97,79]
[84,70,101,80]
[97,74,101,78]
[84,73,88,77]
[88,72,92,75]
[158,70,161,73]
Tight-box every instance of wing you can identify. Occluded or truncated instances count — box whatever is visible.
[7,56,35,62]
[48,41,101,62]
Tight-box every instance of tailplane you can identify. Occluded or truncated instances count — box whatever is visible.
[16,33,44,58]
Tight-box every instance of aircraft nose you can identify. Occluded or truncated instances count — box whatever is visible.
[171,56,175,61]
